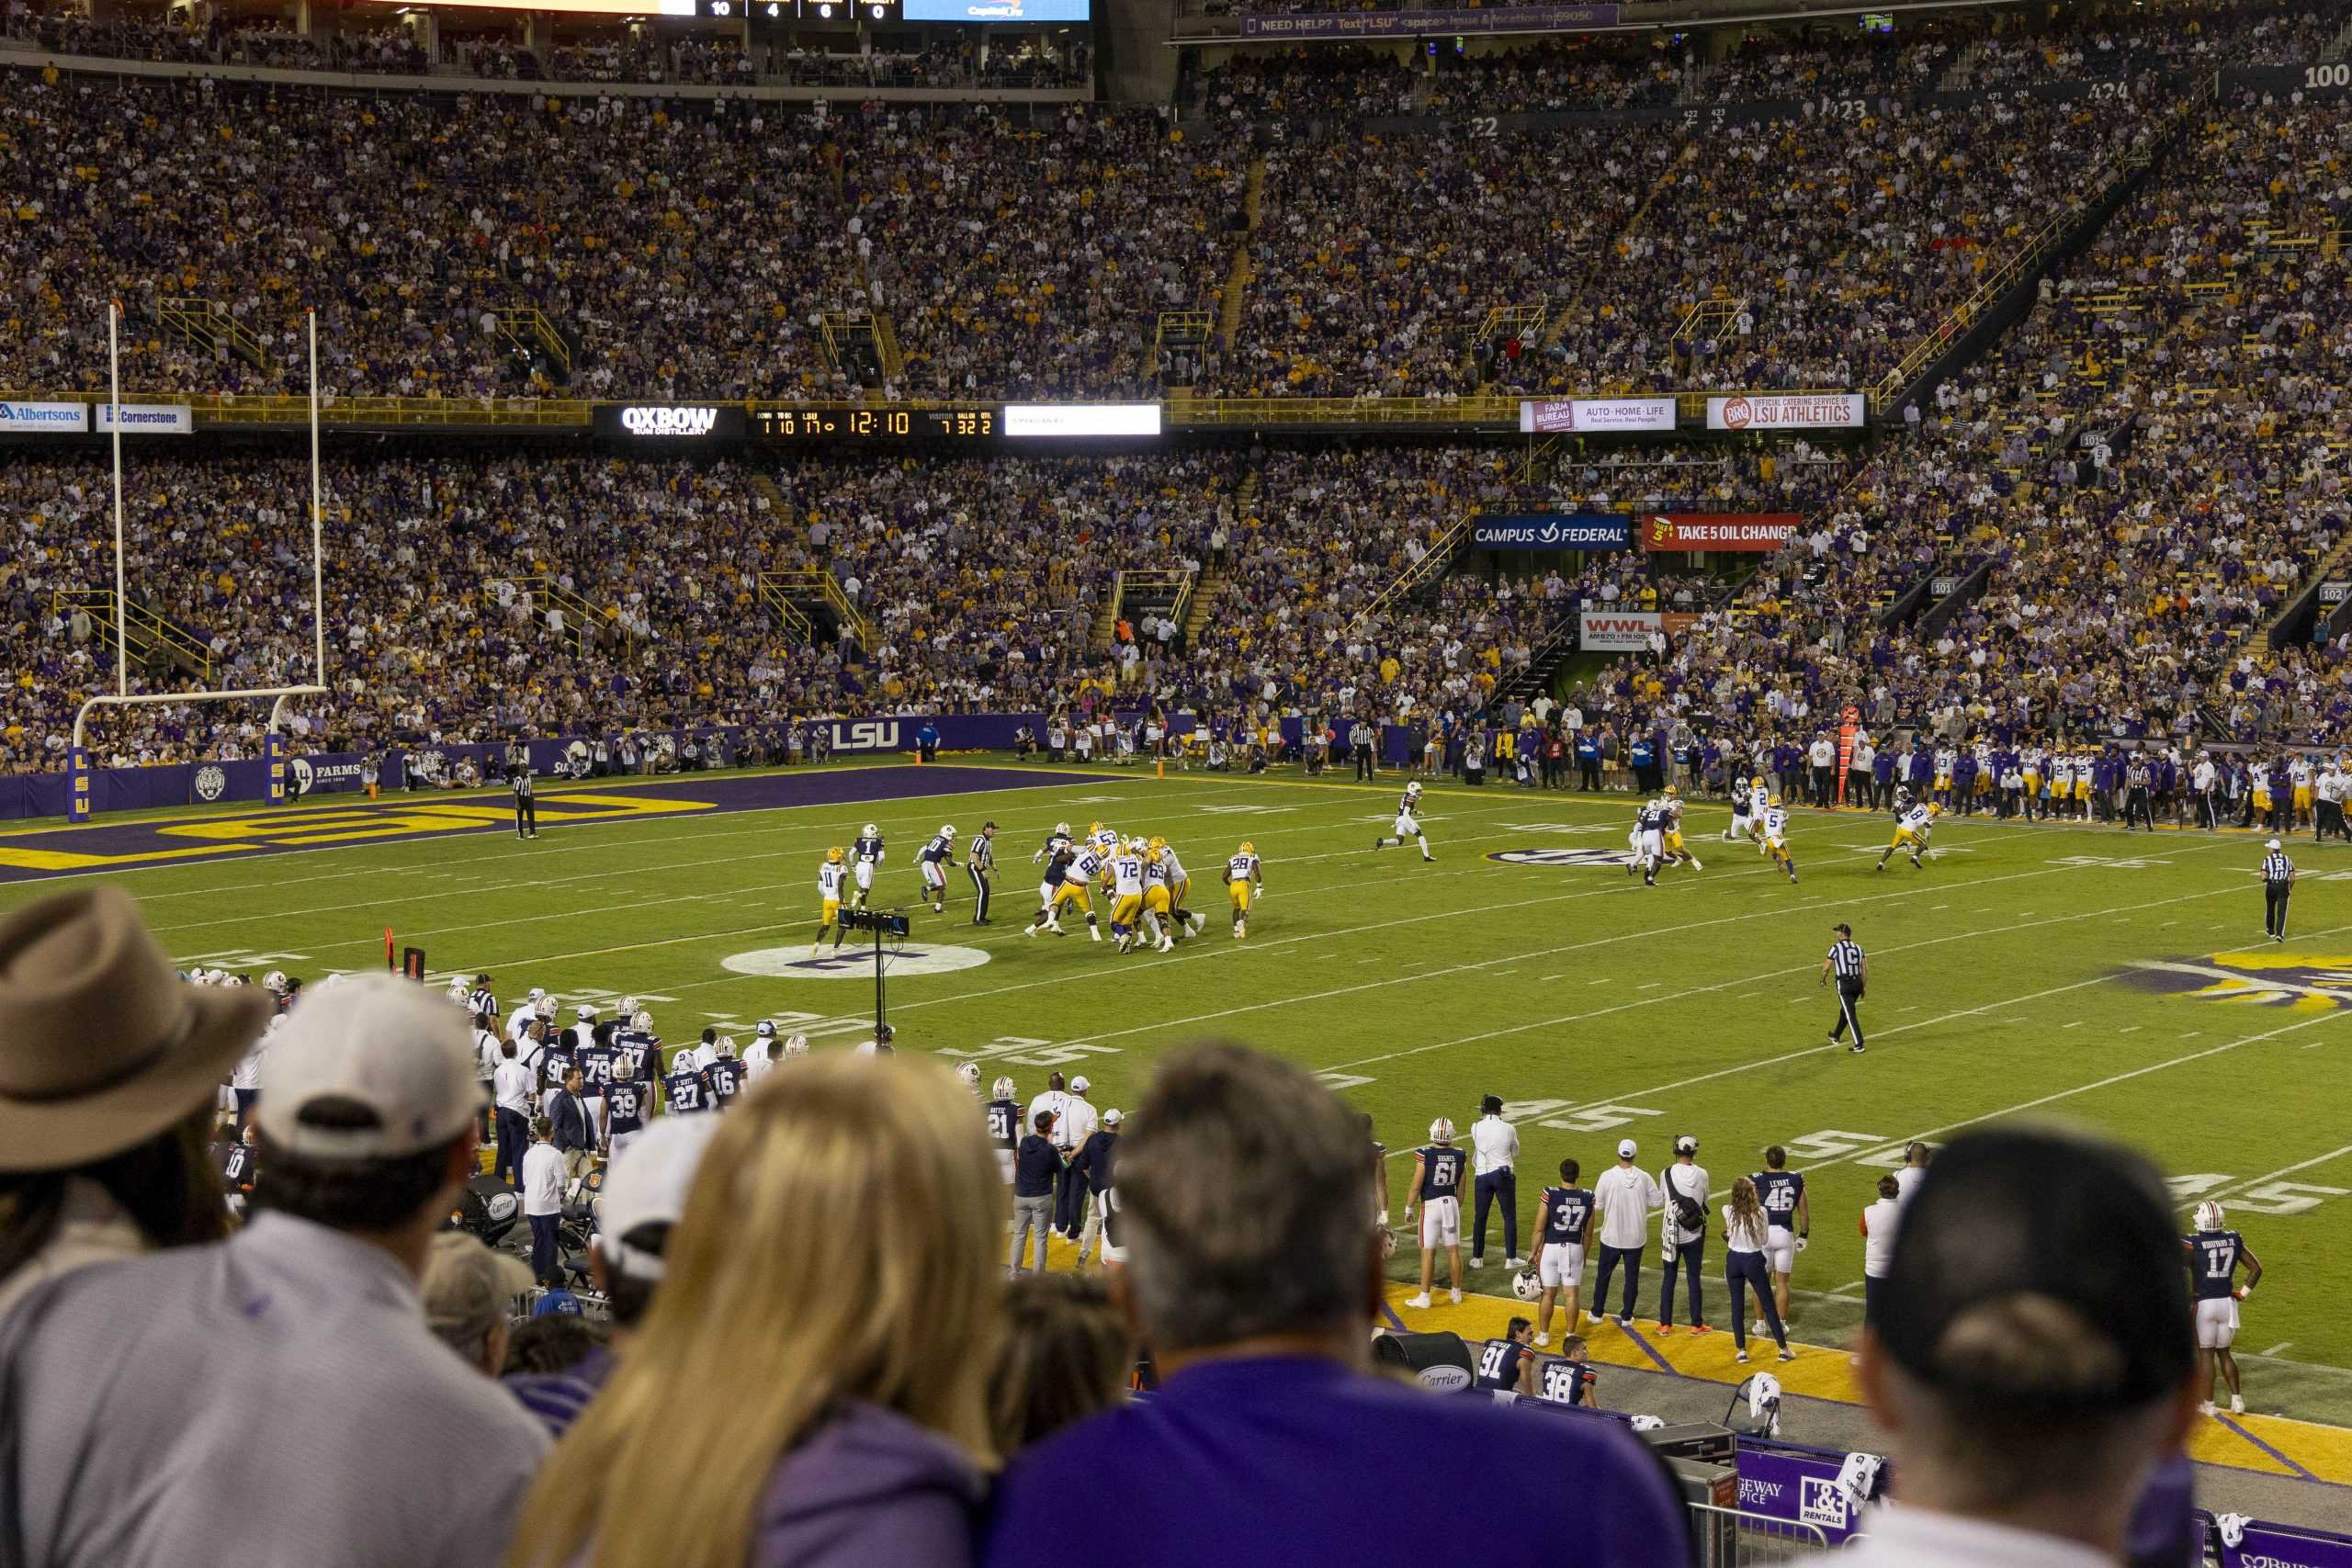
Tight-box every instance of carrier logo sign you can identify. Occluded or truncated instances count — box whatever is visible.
[1487,848,1631,869]
[722,943,991,979]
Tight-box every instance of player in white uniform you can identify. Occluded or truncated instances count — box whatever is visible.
[812,847,850,954]
[1748,779,1771,849]
[1374,781,1434,862]
[850,824,885,908]
[1876,802,1938,870]
[1224,841,1262,940]
[1725,775,1753,842]
[1762,796,1797,884]
[1108,841,1149,953]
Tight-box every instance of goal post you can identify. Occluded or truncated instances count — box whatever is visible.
[67,305,331,822]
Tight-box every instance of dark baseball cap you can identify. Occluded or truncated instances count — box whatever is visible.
[1876,1125,2193,1412]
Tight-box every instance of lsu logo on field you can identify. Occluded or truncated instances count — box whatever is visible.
[829,720,901,752]
[2123,951,2352,1012]
[1798,1478,1849,1530]
[1487,847,1630,869]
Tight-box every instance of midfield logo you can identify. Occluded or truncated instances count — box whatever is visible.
[1487,847,1632,869]
[2123,951,2352,1011]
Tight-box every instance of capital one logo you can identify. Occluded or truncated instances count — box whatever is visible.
[829,720,901,751]
[1720,395,1755,429]
[1798,1477,1849,1529]
[619,405,719,437]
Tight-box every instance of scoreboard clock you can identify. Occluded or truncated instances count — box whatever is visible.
[752,406,998,441]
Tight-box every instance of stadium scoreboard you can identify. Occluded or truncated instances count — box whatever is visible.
[698,0,899,22]
[754,406,995,440]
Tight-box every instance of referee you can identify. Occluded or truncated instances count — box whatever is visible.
[967,820,998,925]
[2121,754,2153,831]
[1823,921,1867,1054]
[2262,837,2295,942]
[512,762,537,840]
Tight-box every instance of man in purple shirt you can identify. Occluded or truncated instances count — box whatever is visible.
[980,1044,1685,1568]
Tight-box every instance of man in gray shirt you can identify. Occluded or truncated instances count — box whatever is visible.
[0,974,549,1568]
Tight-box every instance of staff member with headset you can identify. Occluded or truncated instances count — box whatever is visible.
[967,820,998,925]
[2262,837,2295,942]
[1824,921,1867,1054]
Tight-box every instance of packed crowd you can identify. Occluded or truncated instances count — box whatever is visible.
[1953,0,2346,89]
[1421,36,1694,116]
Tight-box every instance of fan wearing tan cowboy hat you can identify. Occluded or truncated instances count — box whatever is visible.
[0,885,270,1319]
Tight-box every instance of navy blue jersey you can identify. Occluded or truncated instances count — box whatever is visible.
[575,1043,616,1097]
[1754,1170,1805,1228]
[537,1046,574,1096]
[1476,1339,1530,1392]
[1397,788,1421,817]
[701,1057,746,1107]
[218,1140,258,1190]
[1418,1145,1464,1201]
[612,1032,660,1087]
[2187,1230,2247,1301]
[853,833,886,865]
[985,1098,1022,1152]
[921,833,954,863]
[605,1080,649,1136]
[662,1068,709,1114]
[1539,1185,1593,1245]
[1538,1359,1597,1407]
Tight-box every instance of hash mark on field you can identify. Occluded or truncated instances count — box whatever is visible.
[1541,974,1562,982]
[2264,1343,2294,1358]
[2162,921,2177,929]
[1589,978,1611,987]
[2181,1031,2202,1039]
[1931,904,1951,911]
[1637,982,1662,990]
[2063,1021,2084,1030]
[1898,1005,1920,1013]
[2119,1025,2142,1034]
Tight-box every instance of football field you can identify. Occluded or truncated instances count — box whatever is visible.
[8,758,2352,1457]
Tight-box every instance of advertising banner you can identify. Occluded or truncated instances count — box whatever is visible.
[0,400,91,434]
[94,402,194,434]
[1241,2,1614,35]
[1001,402,1162,438]
[1471,513,1632,550]
[1736,1445,1870,1545]
[1576,609,1696,651]
[1518,398,1677,434]
[1706,393,1865,432]
[1640,513,1803,552]
[904,0,1091,17]
[593,403,747,441]
[2219,1521,2352,1568]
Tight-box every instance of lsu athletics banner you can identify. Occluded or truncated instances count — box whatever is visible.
[1472,513,1631,550]
[1241,2,1614,35]
[1518,398,1677,434]
[1706,393,1865,431]
[1640,513,1803,552]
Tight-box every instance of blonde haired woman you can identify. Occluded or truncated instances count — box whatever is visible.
[1723,1175,1793,1366]
[509,1055,1007,1568]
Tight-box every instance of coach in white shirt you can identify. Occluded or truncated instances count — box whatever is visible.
[520,1120,567,1289]
[492,1041,536,1190]
[1588,1138,1662,1327]
[1860,1174,1902,1329]
[1055,1077,1102,1235]
[1469,1095,1521,1269]
[1658,1135,1712,1333]
[1894,1141,1931,1204]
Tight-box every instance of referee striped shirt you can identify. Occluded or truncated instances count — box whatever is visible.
[1828,939,1865,982]
[2263,851,2294,884]
[969,835,996,873]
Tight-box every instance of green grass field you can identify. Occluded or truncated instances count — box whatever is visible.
[14,760,2352,1421]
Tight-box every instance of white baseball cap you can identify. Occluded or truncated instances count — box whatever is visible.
[258,973,481,1160]
[1675,1134,1700,1155]
[597,1115,721,1281]
[1617,1138,1638,1158]
[1103,1109,1123,1127]
[2267,838,2282,851]
[1070,1075,1091,1094]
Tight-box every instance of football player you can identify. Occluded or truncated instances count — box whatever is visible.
[1725,775,1753,843]
[1747,776,1771,845]
[1753,1145,1809,1331]
[1108,839,1148,953]
[1159,839,1205,937]
[1142,839,1180,952]
[1932,742,1956,808]
[1875,800,1938,871]
[812,846,850,955]
[1038,834,1107,942]
[661,1043,709,1115]
[985,1077,1023,1184]
[2021,743,2045,821]
[1373,780,1435,862]
[700,1035,747,1111]
[850,823,886,909]
[1635,797,1667,886]
[1089,820,1119,858]
[1225,840,1262,940]
[1660,785,1703,872]
[1762,795,1797,884]
[1029,822,1075,934]
[919,824,956,914]
[2186,1200,2263,1416]
[1402,1118,1466,1309]
[1526,1157,1595,1347]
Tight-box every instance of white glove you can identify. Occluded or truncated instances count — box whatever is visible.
[1796,1236,1809,1253]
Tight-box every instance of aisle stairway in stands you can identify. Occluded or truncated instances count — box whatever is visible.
[158,299,268,375]
[1217,155,1266,355]
[48,589,212,683]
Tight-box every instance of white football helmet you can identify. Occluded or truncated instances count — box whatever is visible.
[631,1010,654,1033]
[956,1062,982,1089]
[1406,781,1423,797]
[266,970,290,994]
[784,1034,810,1058]
[1430,1117,1455,1144]
[618,995,639,1017]
[1054,820,1071,837]
[1378,1224,1398,1260]
[992,1076,1017,1100]
[446,976,469,1002]
[716,1034,738,1057]
[2195,1201,2226,1233]
[1512,1269,1543,1303]
[863,823,879,839]
[941,824,956,839]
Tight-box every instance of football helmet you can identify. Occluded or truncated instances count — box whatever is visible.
[1378,1224,1398,1260]
[992,1076,1018,1100]
[827,846,845,863]
[863,823,879,839]
[1769,795,1782,807]
[1665,785,1679,799]
[716,1034,738,1057]
[1238,840,1255,855]
[1088,820,1104,837]
[1429,1117,1456,1144]
[940,824,956,839]
[956,1062,983,1089]
[631,1009,655,1032]
[618,995,639,1017]
[1406,781,1423,796]
[1512,1269,1543,1303]
[1055,820,1071,837]
[1148,837,1167,854]
[2195,1201,2226,1233]
[446,976,469,1003]
[266,970,290,994]
[538,996,560,1019]
[784,1034,810,1058]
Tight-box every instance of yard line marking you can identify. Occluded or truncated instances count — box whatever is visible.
[2191,1145,2352,1209]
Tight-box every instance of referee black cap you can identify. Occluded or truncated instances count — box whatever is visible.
[1832,921,1852,938]
[1877,1125,2192,1412]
